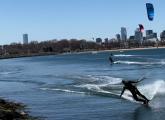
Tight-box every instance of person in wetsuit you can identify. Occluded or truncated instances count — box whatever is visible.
[109,53,114,64]
[120,80,150,104]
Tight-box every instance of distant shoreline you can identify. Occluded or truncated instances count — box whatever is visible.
[0,46,165,60]
[71,46,165,55]
[103,46,165,52]
[0,52,58,60]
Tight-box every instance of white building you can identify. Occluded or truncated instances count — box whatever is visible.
[121,27,127,41]
[23,34,28,44]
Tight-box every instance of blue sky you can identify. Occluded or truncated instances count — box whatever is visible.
[0,0,164,45]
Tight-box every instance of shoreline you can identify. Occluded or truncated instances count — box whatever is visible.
[95,46,165,53]
[0,46,165,60]
[0,98,38,120]
[71,46,165,55]
[0,52,59,60]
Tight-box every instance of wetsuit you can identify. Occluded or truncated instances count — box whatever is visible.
[120,81,149,104]
[109,56,114,63]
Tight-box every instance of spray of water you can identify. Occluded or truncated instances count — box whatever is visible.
[138,80,165,99]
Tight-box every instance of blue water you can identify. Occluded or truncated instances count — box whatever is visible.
[0,48,165,120]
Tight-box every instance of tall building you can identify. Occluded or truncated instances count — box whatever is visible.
[23,34,28,44]
[116,34,121,42]
[121,27,127,41]
[134,28,143,43]
[160,30,165,41]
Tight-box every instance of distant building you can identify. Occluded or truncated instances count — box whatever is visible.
[103,38,108,46]
[96,38,102,45]
[129,36,135,41]
[153,33,157,38]
[143,37,146,41]
[146,30,153,37]
[104,38,109,44]
[116,34,121,42]
[23,34,28,44]
[145,30,157,42]
[160,30,165,41]
[109,38,116,42]
[121,27,127,41]
[134,28,143,43]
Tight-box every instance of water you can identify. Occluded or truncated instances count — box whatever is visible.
[0,48,165,120]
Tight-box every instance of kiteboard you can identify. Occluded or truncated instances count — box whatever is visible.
[120,91,150,105]
[98,90,150,105]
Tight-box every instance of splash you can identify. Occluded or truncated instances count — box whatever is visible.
[138,80,165,100]
[91,76,122,85]
[75,78,165,101]
[120,80,165,103]
[68,75,122,85]
[160,59,165,65]
[114,61,165,65]
[40,88,85,94]
[75,76,122,88]
[114,54,136,57]
[114,61,145,65]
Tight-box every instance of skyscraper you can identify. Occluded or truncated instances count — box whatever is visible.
[134,28,143,43]
[23,34,28,44]
[121,27,127,41]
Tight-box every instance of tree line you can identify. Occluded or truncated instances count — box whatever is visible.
[0,39,165,57]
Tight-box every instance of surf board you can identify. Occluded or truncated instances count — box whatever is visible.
[121,92,150,105]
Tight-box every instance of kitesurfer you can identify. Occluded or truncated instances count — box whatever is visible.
[109,53,114,64]
[120,79,150,104]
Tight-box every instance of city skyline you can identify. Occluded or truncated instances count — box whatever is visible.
[0,0,164,45]
[1,27,165,45]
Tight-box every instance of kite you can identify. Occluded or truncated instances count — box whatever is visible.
[146,3,154,21]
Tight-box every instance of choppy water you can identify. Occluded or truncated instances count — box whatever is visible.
[0,48,165,120]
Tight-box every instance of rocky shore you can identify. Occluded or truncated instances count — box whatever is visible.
[0,98,38,120]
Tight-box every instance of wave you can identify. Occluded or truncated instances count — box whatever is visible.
[62,74,123,85]
[0,72,13,75]
[114,61,165,65]
[114,54,136,57]
[85,75,122,85]
[40,73,165,102]
[39,76,165,104]
[75,79,165,100]
[91,51,98,54]
[40,88,85,94]
[0,79,45,85]
[114,54,161,57]
[138,80,165,99]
